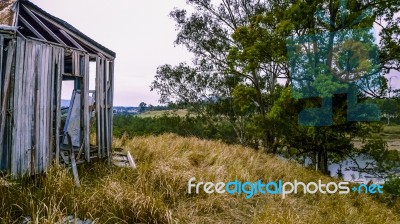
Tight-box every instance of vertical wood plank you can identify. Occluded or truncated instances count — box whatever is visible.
[104,61,109,160]
[67,133,80,187]
[0,36,3,170]
[84,55,90,161]
[41,43,49,173]
[0,39,15,171]
[100,58,105,158]
[0,36,4,105]
[109,60,115,164]
[22,40,33,175]
[33,42,39,174]
[12,37,25,176]
[45,45,51,171]
[42,44,49,173]
[100,57,104,157]
[48,46,55,166]
[26,41,35,175]
[95,57,101,158]
[55,47,64,165]
[36,41,43,174]
[105,60,111,164]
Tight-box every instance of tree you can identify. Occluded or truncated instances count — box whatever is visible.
[151,0,400,175]
[139,102,147,113]
[151,0,290,151]
[378,98,399,125]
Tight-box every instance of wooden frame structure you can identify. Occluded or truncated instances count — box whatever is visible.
[0,0,115,176]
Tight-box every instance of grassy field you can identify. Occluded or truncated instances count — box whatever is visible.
[382,125,400,151]
[383,125,400,135]
[0,134,399,223]
[136,109,188,118]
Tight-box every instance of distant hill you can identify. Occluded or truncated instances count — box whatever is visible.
[60,101,139,115]
[113,106,139,115]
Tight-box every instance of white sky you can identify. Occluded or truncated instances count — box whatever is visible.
[30,1,399,106]
[30,0,192,107]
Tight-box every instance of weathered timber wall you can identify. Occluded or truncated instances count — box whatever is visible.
[8,37,64,176]
[95,57,114,161]
[0,33,114,176]
[0,37,16,171]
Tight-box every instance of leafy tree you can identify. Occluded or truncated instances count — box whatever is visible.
[347,137,400,179]
[139,102,147,113]
[378,98,399,125]
[151,0,290,151]
[384,176,400,196]
[268,87,381,174]
[151,0,400,175]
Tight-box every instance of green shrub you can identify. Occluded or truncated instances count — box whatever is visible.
[384,176,400,196]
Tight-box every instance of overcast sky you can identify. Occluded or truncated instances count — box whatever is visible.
[30,0,192,106]
[30,1,399,106]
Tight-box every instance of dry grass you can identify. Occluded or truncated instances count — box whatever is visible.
[383,126,400,135]
[136,110,188,118]
[382,126,400,151]
[0,134,399,223]
[353,125,400,151]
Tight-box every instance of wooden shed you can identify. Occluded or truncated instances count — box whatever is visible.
[0,0,115,176]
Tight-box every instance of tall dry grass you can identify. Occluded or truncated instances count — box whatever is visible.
[0,134,399,223]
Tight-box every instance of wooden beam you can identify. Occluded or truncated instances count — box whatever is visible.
[49,45,56,166]
[84,55,90,162]
[100,58,105,158]
[96,57,101,158]
[27,36,86,54]
[21,5,66,46]
[0,25,18,32]
[59,29,86,51]
[126,152,137,169]
[32,41,39,175]
[62,73,83,78]
[109,61,115,165]
[12,1,20,27]
[44,44,52,172]
[27,8,115,59]
[19,15,46,40]
[11,37,25,176]
[55,47,64,165]
[67,133,80,187]
[105,61,109,161]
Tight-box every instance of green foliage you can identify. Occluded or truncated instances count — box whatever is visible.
[232,85,258,114]
[151,0,400,175]
[376,98,400,125]
[353,138,400,178]
[384,176,400,196]
[139,102,147,113]
[113,114,238,145]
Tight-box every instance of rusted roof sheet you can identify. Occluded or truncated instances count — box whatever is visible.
[0,0,17,26]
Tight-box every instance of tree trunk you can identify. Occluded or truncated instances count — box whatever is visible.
[317,148,329,175]
[265,132,276,153]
